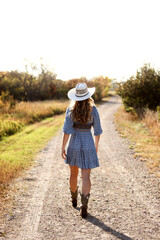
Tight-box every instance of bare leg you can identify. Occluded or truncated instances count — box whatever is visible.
[81,169,91,196]
[69,165,79,192]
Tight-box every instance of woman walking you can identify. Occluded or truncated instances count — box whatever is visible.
[61,83,102,218]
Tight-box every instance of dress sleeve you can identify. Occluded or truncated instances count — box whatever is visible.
[63,107,75,134]
[92,106,103,136]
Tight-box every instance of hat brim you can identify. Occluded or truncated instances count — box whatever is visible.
[67,87,95,101]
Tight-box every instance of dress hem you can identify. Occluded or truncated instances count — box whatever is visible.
[64,160,100,169]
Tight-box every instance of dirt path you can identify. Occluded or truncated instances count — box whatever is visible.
[2,96,160,240]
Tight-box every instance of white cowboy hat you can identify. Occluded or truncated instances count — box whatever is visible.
[67,83,95,101]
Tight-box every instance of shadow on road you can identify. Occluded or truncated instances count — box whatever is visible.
[76,208,133,240]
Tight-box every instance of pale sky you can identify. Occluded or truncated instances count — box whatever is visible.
[0,0,160,81]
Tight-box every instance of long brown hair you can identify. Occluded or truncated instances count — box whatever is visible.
[70,97,95,124]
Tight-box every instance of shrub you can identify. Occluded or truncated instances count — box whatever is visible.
[116,64,160,118]
[0,120,24,139]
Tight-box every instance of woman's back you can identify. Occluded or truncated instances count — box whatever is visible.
[63,105,102,169]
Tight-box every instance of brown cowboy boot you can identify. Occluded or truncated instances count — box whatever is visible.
[70,188,78,208]
[80,193,90,218]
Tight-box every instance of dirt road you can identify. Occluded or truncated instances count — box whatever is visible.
[2,96,160,240]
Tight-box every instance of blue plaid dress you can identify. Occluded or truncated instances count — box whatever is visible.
[63,106,103,169]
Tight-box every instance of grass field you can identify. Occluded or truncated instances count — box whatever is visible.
[114,105,160,177]
[0,100,69,138]
[13,100,69,123]
[0,114,65,191]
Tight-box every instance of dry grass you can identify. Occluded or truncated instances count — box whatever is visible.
[12,100,69,123]
[143,109,160,141]
[114,106,160,177]
[0,100,69,138]
[1,100,69,121]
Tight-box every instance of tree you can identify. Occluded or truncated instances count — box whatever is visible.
[116,64,160,117]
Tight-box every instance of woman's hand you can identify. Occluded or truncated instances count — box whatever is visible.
[94,135,100,153]
[95,146,98,153]
[61,148,67,160]
[61,133,69,160]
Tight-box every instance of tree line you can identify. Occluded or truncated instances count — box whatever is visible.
[0,62,111,103]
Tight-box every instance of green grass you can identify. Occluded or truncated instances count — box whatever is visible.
[0,114,65,188]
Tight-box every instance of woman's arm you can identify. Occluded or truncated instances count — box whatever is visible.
[94,135,100,153]
[61,133,70,159]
